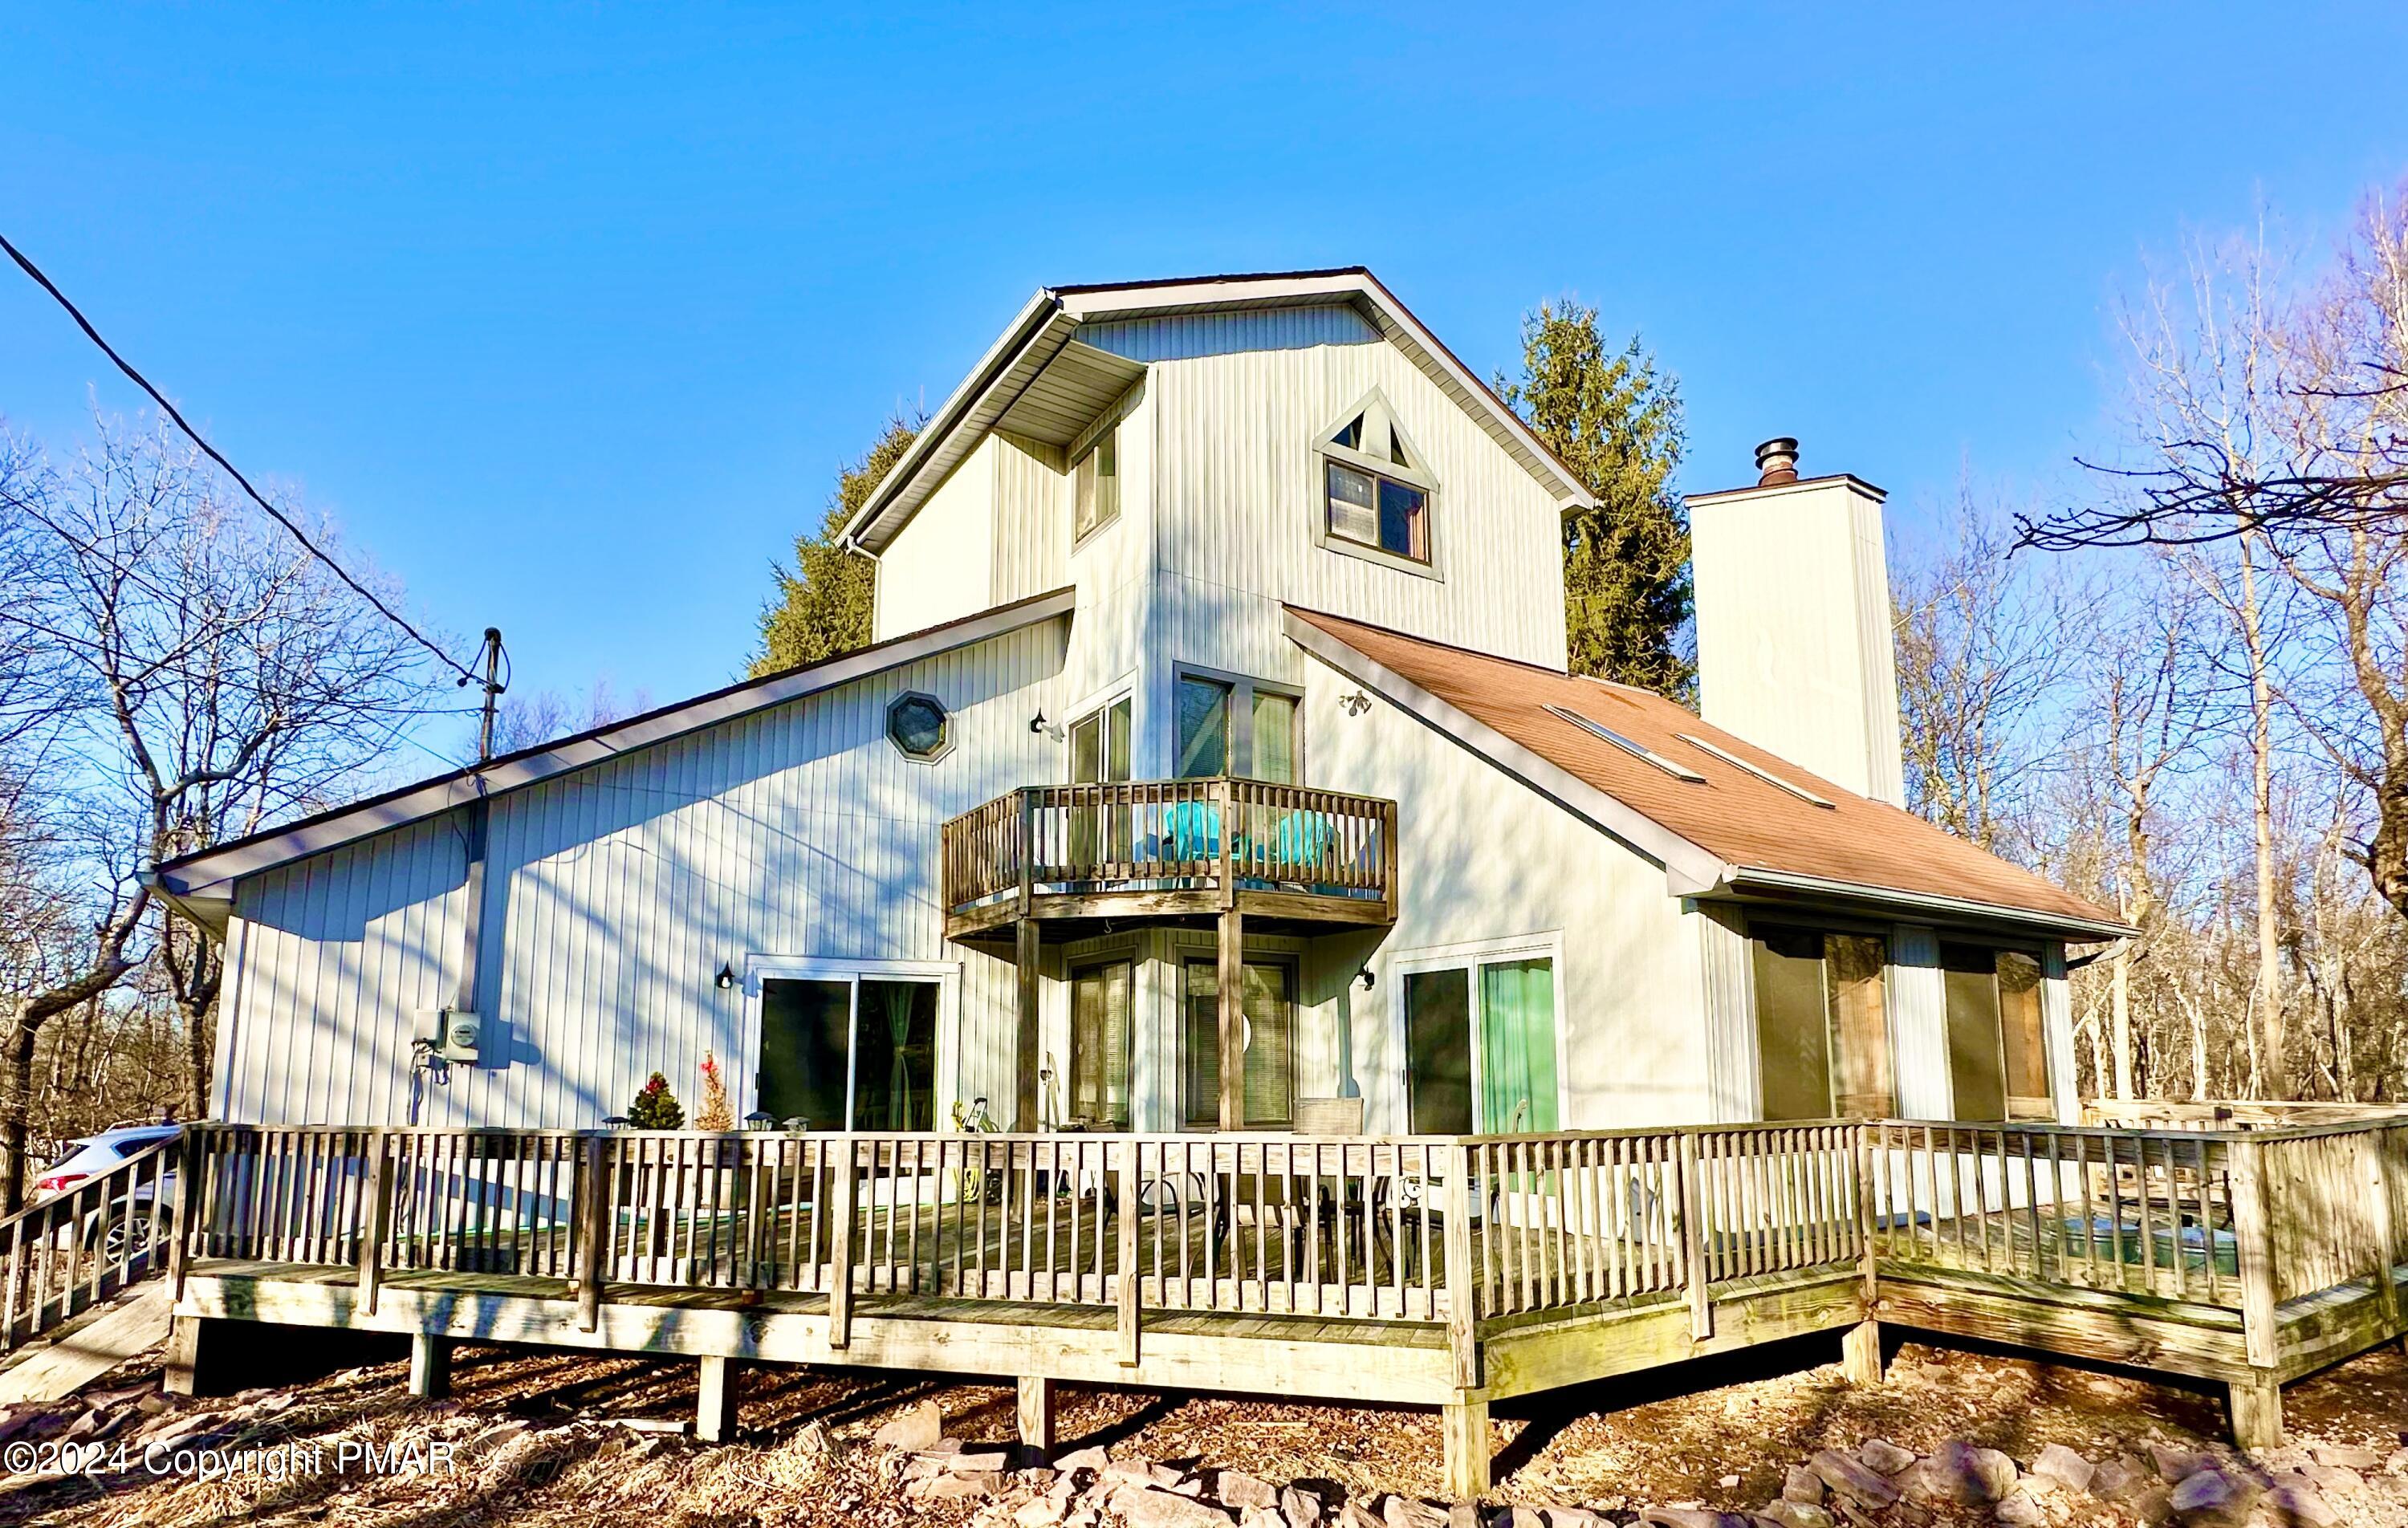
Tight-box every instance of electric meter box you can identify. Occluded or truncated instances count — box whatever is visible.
[438,1009,482,1065]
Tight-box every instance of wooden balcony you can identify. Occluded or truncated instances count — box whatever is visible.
[941,778,1397,942]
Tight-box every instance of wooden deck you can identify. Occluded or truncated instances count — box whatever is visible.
[136,1116,2408,1494]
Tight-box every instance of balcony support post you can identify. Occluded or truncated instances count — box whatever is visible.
[1015,920,1041,1130]
[1217,907,1245,1131]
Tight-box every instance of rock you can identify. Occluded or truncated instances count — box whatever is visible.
[2149,1442,2211,1482]
[1717,1475,1740,1491]
[2264,1481,2338,1526]
[2295,1461,2359,1495]
[919,1472,1008,1499]
[2385,1446,2408,1477]
[795,1419,837,1460]
[1381,1498,1446,1528]
[1808,1451,1900,1509]
[2028,1443,2093,1493]
[1857,1440,1918,1475]
[1906,1443,2017,1505]
[1994,1493,2044,1528]
[1757,1504,1832,1528]
[1058,1445,1111,1473]
[1340,1504,1383,1528]
[2165,1467,2258,1526]
[1242,1510,1286,1528]
[872,1400,946,1452]
[1116,1485,1237,1528]
[1219,1472,1279,1511]
[1447,1504,1479,1528]
[938,1449,1013,1473]
[1541,1514,1604,1528]
[1016,1497,1068,1526]
[1637,1510,1731,1528]
[2093,1453,2156,1503]
[2308,1443,2380,1471]
[1487,1510,1548,1528]
[1779,1465,1824,1505]
[1279,1485,1325,1528]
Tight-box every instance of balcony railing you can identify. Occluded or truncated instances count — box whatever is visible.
[941,778,1397,932]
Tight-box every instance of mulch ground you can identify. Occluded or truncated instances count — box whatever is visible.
[0,1330,2401,1526]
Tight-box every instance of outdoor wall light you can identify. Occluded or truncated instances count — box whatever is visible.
[1030,709,1047,734]
[1356,967,1377,990]
[1340,689,1373,716]
[715,962,737,991]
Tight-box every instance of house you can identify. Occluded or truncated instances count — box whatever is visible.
[150,266,2125,1140]
[140,273,2408,1481]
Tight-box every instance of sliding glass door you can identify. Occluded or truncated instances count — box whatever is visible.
[1401,951,1560,1134]
[755,966,942,1131]
[1181,957,1296,1128]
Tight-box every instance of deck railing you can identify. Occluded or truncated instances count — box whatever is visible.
[175,1115,2408,1374]
[941,778,1397,915]
[0,1131,181,1351]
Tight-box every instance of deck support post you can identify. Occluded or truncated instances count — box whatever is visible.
[2227,1368,2284,1452]
[1440,1397,1490,1498]
[1017,1376,1056,1452]
[577,1134,608,1332]
[161,1314,207,1396]
[1015,917,1042,1131]
[408,1334,451,1400]
[1841,1319,1884,1384]
[1216,905,1244,1131]
[697,1355,740,1443]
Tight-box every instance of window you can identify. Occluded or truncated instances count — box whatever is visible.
[886,692,950,762]
[1941,945,2053,1120]
[1069,697,1133,784]
[1401,951,1560,1134]
[1316,390,1438,568]
[1174,670,1301,781]
[1751,927,1891,1120]
[1678,734,1836,807]
[1182,957,1295,1128]
[1546,705,1706,782]
[1069,961,1133,1129]
[757,973,940,1131]
[1075,425,1120,541]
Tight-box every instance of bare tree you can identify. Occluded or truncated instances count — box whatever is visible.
[1893,492,2084,858]
[0,416,434,1205]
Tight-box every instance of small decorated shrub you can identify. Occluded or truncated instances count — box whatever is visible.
[694,1052,733,1132]
[627,1071,685,1130]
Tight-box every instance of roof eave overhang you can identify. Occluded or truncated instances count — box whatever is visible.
[1282,608,1729,896]
[1711,867,2136,943]
[151,587,1080,908]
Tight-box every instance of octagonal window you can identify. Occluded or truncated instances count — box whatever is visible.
[887,692,950,762]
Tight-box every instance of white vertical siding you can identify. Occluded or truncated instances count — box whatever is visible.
[990,433,1068,607]
[1691,478,1904,804]
[873,439,998,641]
[1695,902,1755,1123]
[1300,649,1711,1131]
[1889,923,1950,1118]
[225,622,1068,1127]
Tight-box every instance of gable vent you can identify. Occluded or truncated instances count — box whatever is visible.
[1544,705,1705,782]
[1678,732,1836,808]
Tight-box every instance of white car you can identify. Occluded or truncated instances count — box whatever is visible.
[36,1123,182,1258]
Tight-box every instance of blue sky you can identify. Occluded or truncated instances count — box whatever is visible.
[6,5,2406,742]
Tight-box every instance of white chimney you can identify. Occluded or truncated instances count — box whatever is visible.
[1686,438,1904,805]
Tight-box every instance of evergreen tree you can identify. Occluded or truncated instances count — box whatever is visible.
[750,413,922,677]
[1499,302,1694,698]
[625,1071,684,1129]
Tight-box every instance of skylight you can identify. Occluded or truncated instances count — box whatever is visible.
[1543,705,1705,782]
[1678,734,1836,808]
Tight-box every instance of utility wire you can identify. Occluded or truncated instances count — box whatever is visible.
[0,230,482,687]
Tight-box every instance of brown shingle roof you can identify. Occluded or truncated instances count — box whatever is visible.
[1288,608,2124,933]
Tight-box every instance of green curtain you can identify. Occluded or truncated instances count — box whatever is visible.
[1480,959,1558,1132]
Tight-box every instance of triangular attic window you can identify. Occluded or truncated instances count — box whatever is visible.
[1317,389,1438,564]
